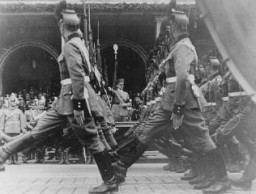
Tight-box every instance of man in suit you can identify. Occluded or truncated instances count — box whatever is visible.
[112,9,230,193]
[0,9,117,193]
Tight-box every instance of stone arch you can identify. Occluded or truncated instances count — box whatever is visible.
[101,40,147,65]
[0,40,59,92]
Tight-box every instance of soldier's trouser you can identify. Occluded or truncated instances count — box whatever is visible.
[212,108,256,180]
[208,102,234,135]
[138,106,216,153]
[2,109,104,155]
[116,106,219,173]
[1,110,117,184]
[212,112,256,157]
[225,136,242,163]
[31,109,104,154]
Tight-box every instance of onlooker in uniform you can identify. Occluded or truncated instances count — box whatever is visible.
[0,96,26,164]
[111,78,132,121]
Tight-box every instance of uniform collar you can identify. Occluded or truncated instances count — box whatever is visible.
[170,33,189,48]
[67,33,81,41]
[177,33,189,42]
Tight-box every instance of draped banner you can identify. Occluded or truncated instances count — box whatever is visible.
[197,0,256,103]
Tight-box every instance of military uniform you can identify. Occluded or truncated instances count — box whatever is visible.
[111,79,131,122]
[0,10,117,193]
[112,11,228,193]
[213,94,256,188]
[201,71,222,131]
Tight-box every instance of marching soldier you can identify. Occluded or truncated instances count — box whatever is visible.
[112,9,230,193]
[0,10,117,193]
[212,91,256,190]
[200,57,222,127]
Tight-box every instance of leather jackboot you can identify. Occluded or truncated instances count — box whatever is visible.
[175,157,188,173]
[0,131,14,143]
[112,141,147,184]
[231,157,256,190]
[89,150,118,194]
[58,149,65,164]
[181,166,197,181]
[35,148,44,164]
[202,149,231,193]
[194,154,216,190]
[231,176,252,190]
[64,149,70,164]
[0,133,34,171]
[189,157,206,185]
[103,129,118,149]
[202,176,231,194]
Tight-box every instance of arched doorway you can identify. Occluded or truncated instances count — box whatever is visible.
[101,40,147,96]
[0,40,60,96]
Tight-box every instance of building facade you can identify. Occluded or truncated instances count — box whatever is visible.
[0,0,216,96]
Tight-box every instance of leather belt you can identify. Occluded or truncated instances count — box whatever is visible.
[222,96,229,101]
[204,102,216,107]
[61,78,72,85]
[61,76,90,85]
[155,97,161,102]
[166,74,194,84]
[228,92,247,97]
[166,77,177,84]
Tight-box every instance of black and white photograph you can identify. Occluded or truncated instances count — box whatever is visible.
[0,0,255,193]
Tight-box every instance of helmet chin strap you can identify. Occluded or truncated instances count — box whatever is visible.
[59,22,68,42]
[169,24,176,42]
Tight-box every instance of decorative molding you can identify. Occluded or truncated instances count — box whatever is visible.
[0,3,194,13]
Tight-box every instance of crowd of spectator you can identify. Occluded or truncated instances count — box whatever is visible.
[0,85,144,165]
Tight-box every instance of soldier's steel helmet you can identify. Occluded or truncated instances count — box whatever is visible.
[61,9,80,25]
[169,9,189,26]
[208,57,220,68]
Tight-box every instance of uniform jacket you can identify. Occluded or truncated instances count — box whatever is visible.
[56,33,102,116]
[160,36,201,112]
[201,74,223,107]
[0,108,26,134]
[111,88,131,118]
[112,89,130,105]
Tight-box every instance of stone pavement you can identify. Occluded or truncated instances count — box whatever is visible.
[0,163,255,194]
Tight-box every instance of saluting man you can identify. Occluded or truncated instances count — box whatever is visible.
[111,78,132,121]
